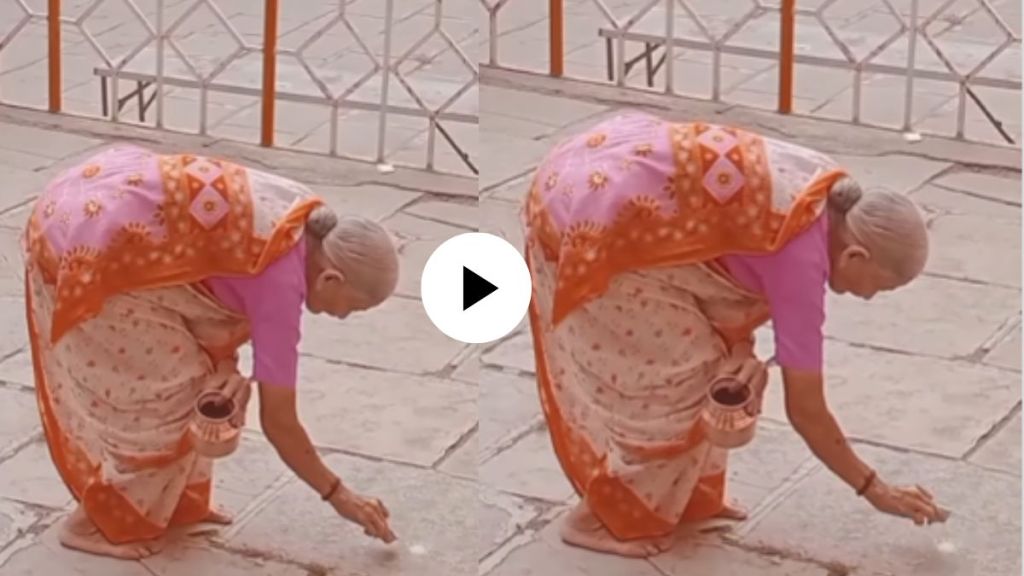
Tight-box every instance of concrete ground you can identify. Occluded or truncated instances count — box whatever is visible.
[477,84,1021,576]
[0,107,478,575]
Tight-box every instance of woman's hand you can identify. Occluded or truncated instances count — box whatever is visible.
[211,360,252,428]
[864,480,947,525]
[329,486,397,543]
[719,348,768,414]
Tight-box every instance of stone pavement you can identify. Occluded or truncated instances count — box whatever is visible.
[0,107,478,575]
[477,85,1021,575]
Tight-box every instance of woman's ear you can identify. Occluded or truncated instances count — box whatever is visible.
[317,269,346,288]
[839,244,870,266]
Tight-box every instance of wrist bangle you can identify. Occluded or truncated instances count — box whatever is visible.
[321,477,342,501]
[856,470,877,497]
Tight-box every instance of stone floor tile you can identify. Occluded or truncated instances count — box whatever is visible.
[651,539,829,576]
[211,435,289,516]
[0,352,33,389]
[0,125,100,161]
[230,454,476,575]
[141,542,308,576]
[479,198,524,253]
[404,200,477,230]
[245,358,476,467]
[479,132,550,190]
[478,488,546,560]
[0,387,39,456]
[727,422,813,511]
[760,342,1020,457]
[968,412,1021,476]
[484,512,664,576]
[829,154,953,193]
[309,184,421,223]
[0,440,71,509]
[0,522,150,576]
[741,445,1021,576]
[927,213,1020,287]
[912,184,1022,220]
[932,172,1021,205]
[0,498,43,553]
[438,432,477,480]
[299,297,466,374]
[825,275,1018,359]
[480,368,540,452]
[984,328,1021,371]
[481,332,534,374]
[480,427,573,502]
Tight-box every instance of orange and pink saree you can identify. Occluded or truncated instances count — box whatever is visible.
[524,113,845,540]
[23,146,321,544]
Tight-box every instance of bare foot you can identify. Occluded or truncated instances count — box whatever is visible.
[714,500,749,521]
[559,503,674,558]
[58,506,164,560]
[202,505,234,525]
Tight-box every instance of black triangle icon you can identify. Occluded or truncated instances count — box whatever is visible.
[463,266,498,311]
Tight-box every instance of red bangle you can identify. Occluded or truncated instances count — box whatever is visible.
[322,477,342,501]
[856,470,877,497]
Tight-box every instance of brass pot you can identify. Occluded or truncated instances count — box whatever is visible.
[188,390,241,459]
[700,375,758,449]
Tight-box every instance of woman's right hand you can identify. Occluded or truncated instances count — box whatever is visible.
[329,486,397,543]
[864,480,947,525]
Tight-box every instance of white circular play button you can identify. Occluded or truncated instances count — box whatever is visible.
[420,232,532,344]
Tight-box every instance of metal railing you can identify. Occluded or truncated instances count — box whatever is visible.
[0,0,479,175]
[483,0,1021,146]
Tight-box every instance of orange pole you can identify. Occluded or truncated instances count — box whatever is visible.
[260,0,279,147]
[778,0,795,114]
[549,0,564,77]
[47,0,61,113]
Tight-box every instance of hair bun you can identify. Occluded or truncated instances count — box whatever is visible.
[828,177,863,215]
[306,205,339,240]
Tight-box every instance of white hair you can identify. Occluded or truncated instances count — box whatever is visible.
[828,177,929,282]
[306,207,399,305]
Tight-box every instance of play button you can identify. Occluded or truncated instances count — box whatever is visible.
[463,266,497,310]
[420,233,532,344]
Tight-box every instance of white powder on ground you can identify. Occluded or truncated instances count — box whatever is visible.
[409,544,427,555]
[936,540,957,554]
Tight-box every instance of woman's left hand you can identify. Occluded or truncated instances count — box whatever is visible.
[719,348,768,415]
[213,361,252,428]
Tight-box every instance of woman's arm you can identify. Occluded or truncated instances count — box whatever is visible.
[781,367,873,490]
[257,382,337,496]
[782,367,945,524]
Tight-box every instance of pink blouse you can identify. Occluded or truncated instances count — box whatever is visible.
[204,241,307,388]
[720,213,829,372]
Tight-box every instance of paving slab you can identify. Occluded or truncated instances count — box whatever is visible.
[984,328,1022,371]
[0,521,151,576]
[480,427,574,503]
[478,488,547,561]
[479,198,525,253]
[0,352,33,389]
[759,341,1020,457]
[243,357,476,467]
[968,412,1021,476]
[299,296,466,374]
[0,498,42,554]
[385,212,467,299]
[438,432,477,480]
[726,422,813,511]
[651,539,830,576]
[481,332,535,374]
[230,453,476,576]
[141,542,308,576]
[483,512,665,576]
[0,124,101,162]
[933,172,1021,205]
[211,435,289,516]
[479,131,550,191]
[912,183,1022,220]
[0,227,25,298]
[480,368,541,452]
[830,154,954,193]
[0,387,38,457]
[926,213,1021,287]
[308,183,422,223]
[741,445,1021,576]
[404,200,477,230]
[824,275,1018,359]
[0,440,70,509]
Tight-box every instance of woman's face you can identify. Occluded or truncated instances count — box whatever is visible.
[828,245,905,300]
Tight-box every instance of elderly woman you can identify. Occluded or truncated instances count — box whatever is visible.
[523,112,946,558]
[22,146,399,559]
